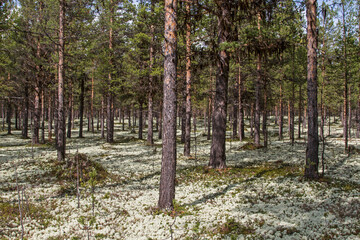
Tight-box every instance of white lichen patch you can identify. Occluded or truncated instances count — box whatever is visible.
[0,122,359,240]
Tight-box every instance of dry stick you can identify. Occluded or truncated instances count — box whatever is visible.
[15,163,24,239]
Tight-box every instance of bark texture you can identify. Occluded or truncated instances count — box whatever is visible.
[209,0,230,169]
[305,0,319,179]
[184,0,192,157]
[158,0,177,210]
[57,0,66,161]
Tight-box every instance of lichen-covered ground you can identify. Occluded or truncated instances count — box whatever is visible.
[1,118,360,239]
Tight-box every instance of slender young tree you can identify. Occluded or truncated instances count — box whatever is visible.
[158,0,178,210]
[184,0,192,157]
[147,0,155,145]
[107,0,114,143]
[305,0,319,179]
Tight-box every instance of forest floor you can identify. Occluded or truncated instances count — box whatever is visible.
[0,118,360,240]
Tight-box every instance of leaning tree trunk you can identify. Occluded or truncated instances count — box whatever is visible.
[305,0,319,179]
[184,0,192,157]
[57,0,66,161]
[209,0,230,169]
[158,0,177,210]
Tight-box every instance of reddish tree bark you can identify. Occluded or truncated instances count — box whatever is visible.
[158,0,178,210]
[184,0,192,157]
[57,0,66,161]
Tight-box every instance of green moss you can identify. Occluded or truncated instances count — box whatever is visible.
[212,218,255,236]
[239,142,263,150]
[0,200,53,229]
[95,233,107,239]
[176,163,302,186]
[38,153,110,195]
[25,141,55,149]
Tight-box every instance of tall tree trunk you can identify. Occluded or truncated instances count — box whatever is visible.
[357,1,360,138]
[184,0,192,157]
[138,101,143,140]
[250,103,254,137]
[207,66,213,141]
[101,97,105,138]
[290,82,295,145]
[298,84,302,139]
[254,13,262,146]
[147,0,155,145]
[15,105,18,130]
[106,94,114,142]
[1,103,4,131]
[48,94,53,141]
[91,70,94,133]
[263,81,268,147]
[254,52,261,146]
[41,89,45,144]
[67,80,73,138]
[158,101,162,140]
[106,0,114,143]
[357,85,360,138]
[238,59,245,141]
[320,8,328,141]
[33,85,40,143]
[233,84,238,139]
[6,99,11,135]
[209,1,230,168]
[22,84,29,138]
[305,0,319,179]
[181,100,185,143]
[279,82,283,140]
[349,86,352,138]
[158,0,177,210]
[342,1,348,152]
[79,77,85,138]
[57,0,66,161]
